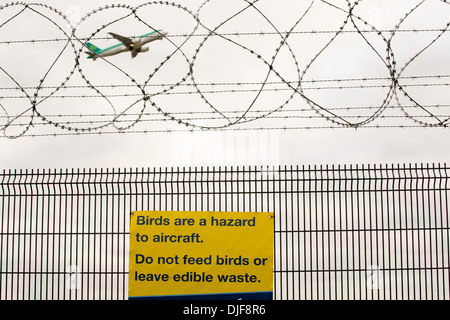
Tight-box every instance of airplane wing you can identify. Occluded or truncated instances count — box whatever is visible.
[108,32,133,48]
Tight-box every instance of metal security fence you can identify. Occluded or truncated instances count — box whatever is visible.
[0,164,449,300]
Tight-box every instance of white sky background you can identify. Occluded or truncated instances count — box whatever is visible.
[0,0,449,169]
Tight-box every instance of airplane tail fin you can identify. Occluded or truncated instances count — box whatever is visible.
[85,42,102,54]
[85,42,102,60]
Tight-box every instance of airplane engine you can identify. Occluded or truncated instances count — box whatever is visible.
[140,46,149,52]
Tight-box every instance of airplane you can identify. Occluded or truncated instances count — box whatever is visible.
[85,29,168,60]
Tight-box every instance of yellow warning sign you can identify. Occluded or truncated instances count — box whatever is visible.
[128,211,273,300]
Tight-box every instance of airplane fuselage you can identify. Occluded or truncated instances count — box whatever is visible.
[87,30,168,60]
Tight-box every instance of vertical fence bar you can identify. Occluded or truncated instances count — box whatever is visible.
[431,164,439,299]
[405,163,413,300]
[413,164,421,299]
[445,164,450,300]
[441,166,450,300]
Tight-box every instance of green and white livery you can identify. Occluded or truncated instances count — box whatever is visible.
[85,29,168,60]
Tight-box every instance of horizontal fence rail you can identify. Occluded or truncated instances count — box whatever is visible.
[0,164,449,300]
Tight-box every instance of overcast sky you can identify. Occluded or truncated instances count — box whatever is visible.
[0,0,449,170]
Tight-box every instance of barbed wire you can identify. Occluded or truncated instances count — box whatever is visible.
[2,28,449,45]
[2,81,449,99]
[2,74,448,92]
[0,0,449,138]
